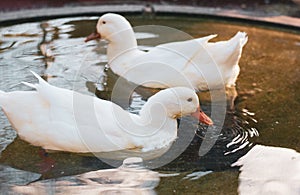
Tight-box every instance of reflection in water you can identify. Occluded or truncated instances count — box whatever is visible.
[0,165,41,186]
[183,170,213,180]
[38,22,57,71]
[11,157,159,195]
[232,145,300,195]
[0,41,16,51]
[197,106,258,155]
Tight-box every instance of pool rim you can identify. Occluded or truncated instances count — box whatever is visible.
[0,4,299,32]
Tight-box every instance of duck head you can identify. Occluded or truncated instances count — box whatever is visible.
[85,13,134,42]
[140,87,213,126]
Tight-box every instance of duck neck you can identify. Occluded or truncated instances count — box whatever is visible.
[138,100,175,129]
[107,29,138,63]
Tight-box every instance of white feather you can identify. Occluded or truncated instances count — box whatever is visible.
[0,76,204,159]
[93,13,248,90]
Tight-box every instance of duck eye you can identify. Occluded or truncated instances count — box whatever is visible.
[187,98,193,102]
[102,21,106,24]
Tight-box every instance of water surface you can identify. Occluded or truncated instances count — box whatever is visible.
[0,15,299,194]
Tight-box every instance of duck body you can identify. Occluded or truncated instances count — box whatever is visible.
[0,72,211,155]
[0,82,134,153]
[86,13,248,90]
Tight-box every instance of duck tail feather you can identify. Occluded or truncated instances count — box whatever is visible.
[204,34,218,42]
[21,81,37,89]
[30,70,46,83]
[235,31,248,47]
[30,71,47,84]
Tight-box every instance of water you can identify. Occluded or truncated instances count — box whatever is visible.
[0,15,299,194]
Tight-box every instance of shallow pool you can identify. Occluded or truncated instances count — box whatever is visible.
[0,14,299,194]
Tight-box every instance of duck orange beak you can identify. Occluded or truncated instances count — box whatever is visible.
[85,31,101,42]
[191,107,213,126]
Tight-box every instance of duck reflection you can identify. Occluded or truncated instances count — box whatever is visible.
[232,145,300,195]
[38,22,57,72]
[11,157,160,195]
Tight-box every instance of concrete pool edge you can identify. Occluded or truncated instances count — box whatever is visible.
[0,4,299,30]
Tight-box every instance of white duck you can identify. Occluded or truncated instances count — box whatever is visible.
[0,72,212,156]
[85,13,248,90]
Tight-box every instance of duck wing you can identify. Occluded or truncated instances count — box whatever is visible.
[18,72,133,152]
[122,35,217,88]
[206,31,248,69]
[135,34,217,70]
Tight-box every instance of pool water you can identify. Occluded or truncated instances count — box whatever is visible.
[0,14,299,194]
